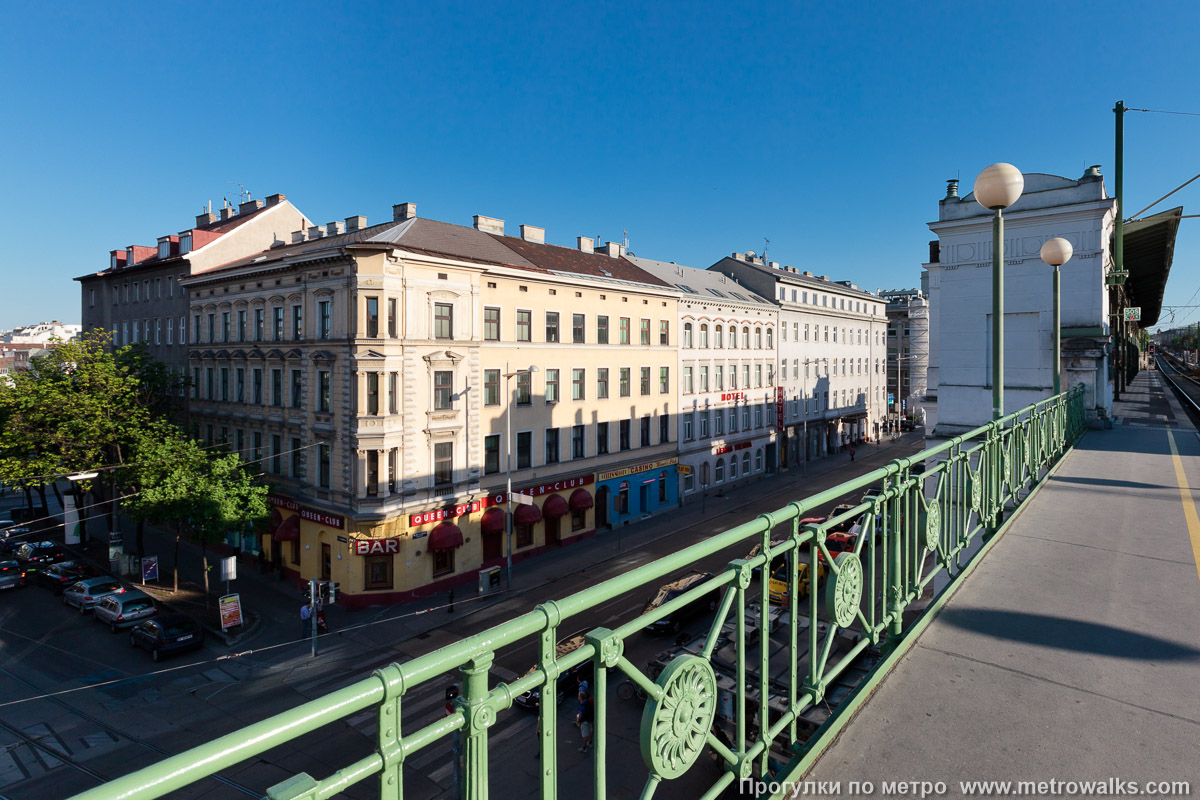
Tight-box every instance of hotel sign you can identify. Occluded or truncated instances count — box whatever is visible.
[712,441,753,455]
[776,387,785,431]
[720,392,746,402]
[268,495,344,529]
[597,457,678,483]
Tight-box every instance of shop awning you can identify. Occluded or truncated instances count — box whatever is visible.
[273,514,300,542]
[542,494,569,518]
[428,522,464,552]
[480,507,507,535]
[569,488,594,511]
[514,504,543,526]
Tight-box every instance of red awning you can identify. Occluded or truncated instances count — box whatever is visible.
[480,507,507,535]
[273,514,300,542]
[428,521,464,552]
[569,488,594,511]
[542,494,569,518]
[514,504,542,526]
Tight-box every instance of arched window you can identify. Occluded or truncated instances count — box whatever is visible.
[731,327,738,349]
[699,324,708,348]
[683,323,693,348]
[766,327,773,349]
[755,327,762,349]
[755,448,764,472]
[729,455,738,479]
[742,452,751,474]
[742,327,750,349]
[715,459,725,483]
[715,325,723,348]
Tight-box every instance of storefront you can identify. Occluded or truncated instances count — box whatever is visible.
[264,494,346,588]
[595,457,679,528]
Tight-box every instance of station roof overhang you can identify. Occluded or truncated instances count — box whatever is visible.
[1121,206,1182,328]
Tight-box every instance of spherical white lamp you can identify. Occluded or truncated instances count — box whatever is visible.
[1039,237,1073,267]
[974,163,1024,210]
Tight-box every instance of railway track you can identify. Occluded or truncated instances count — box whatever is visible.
[1154,352,1200,419]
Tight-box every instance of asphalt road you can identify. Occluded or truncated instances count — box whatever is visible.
[0,435,924,800]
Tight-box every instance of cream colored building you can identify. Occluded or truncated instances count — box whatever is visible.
[182,204,679,606]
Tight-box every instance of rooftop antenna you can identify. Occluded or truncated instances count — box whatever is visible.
[763,237,770,263]
[623,229,629,250]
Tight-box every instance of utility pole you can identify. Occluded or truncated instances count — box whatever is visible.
[309,577,318,657]
[1114,100,1126,400]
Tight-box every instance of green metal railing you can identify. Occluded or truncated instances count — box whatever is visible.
[70,387,1086,800]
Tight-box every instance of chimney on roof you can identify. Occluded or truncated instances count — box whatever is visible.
[327,221,345,236]
[393,202,417,221]
[802,270,813,277]
[945,179,959,199]
[292,230,306,244]
[220,206,236,221]
[265,193,286,207]
[345,215,367,231]
[308,225,325,240]
[577,236,594,254]
[196,211,218,227]
[520,225,545,244]
[820,275,829,281]
[769,261,779,269]
[474,215,504,235]
[239,199,264,215]
[603,241,624,258]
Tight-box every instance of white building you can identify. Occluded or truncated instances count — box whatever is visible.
[2,321,81,343]
[708,253,890,465]
[879,289,930,425]
[923,167,1180,435]
[626,256,779,499]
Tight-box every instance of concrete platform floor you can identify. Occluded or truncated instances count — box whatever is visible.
[804,373,1200,797]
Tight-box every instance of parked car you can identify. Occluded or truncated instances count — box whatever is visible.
[827,505,859,534]
[129,614,205,662]
[0,560,27,590]
[62,577,125,613]
[900,419,916,431]
[0,523,31,555]
[767,559,826,605]
[514,630,593,709]
[94,590,157,633]
[642,572,717,634]
[15,541,66,573]
[825,529,860,557]
[37,561,102,594]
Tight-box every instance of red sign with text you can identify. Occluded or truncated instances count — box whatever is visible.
[408,473,595,527]
[268,495,344,529]
[776,387,785,431]
[720,392,746,402]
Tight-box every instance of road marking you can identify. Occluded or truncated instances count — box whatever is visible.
[1165,428,1200,584]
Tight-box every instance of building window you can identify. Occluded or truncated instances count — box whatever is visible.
[545,369,560,403]
[756,449,764,472]
[516,309,532,342]
[715,459,725,483]
[292,305,303,339]
[700,366,709,392]
[619,367,631,397]
[388,298,398,337]
[434,442,453,485]
[572,425,585,459]
[318,371,331,412]
[484,369,500,406]
[683,366,693,394]
[252,431,263,463]
[619,317,630,345]
[571,506,586,531]
[484,434,501,475]
[271,369,283,407]
[640,367,651,396]
[573,314,585,343]
[364,555,392,590]
[743,327,750,348]
[516,371,532,405]
[317,301,331,339]
[273,307,284,341]
[367,372,380,414]
[640,319,650,345]
[756,363,763,387]
[714,409,724,435]
[434,370,453,410]
[272,435,282,474]
[545,312,560,343]
[715,325,723,348]
[683,323,693,348]
[659,413,669,443]
[389,372,399,413]
[767,328,773,348]
[597,422,609,455]
[715,365,724,391]
[699,411,709,438]
[252,369,263,405]
[368,450,380,493]
[484,307,500,341]
[219,367,229,401]
[619,419,631,451]
[237,310,246,342]
[434,302,453,339]
[516,522,533,548]
[597,315,609,344]
[517,431,532,469]
[699,324,708,348]
[597,368,609,399]
[206,313,215,343]
[572,369,585,400]
[253,308,265,341]
[659,320,669,346]
[221,311,230,342]
[659,366,669,394]
[545,428,560,464]
[640,416,651,447]
[742,451,751,475]
[683,412,694,440]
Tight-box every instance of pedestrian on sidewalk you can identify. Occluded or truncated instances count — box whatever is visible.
[300,601,312,640]
[849,444,855,462]
[576,690,594,753]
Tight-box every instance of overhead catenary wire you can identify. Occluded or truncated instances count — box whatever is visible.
[1126,107,1200,117]
[1124,172,1200,222]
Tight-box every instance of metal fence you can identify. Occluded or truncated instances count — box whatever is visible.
[70,387,1086,800]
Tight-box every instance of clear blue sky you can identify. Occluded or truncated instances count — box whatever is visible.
[3,1,1198,331]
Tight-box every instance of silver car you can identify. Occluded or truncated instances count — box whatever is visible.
[94,590,156,632]
[62,577,125,613]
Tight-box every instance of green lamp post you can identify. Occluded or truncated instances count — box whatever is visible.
[974,163,1025,420]
[1040,237,1074,395]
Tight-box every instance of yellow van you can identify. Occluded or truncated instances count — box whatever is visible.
[767,559,826,605]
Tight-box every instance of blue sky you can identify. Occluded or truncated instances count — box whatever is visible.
[2,1,1198,331]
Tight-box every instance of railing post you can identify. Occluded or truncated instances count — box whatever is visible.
[887,479,904,644]
[459,652,494,800]
[374,663,406,800]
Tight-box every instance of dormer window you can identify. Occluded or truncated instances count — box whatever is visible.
[179,233,192,255]
[157,239,170,259]
[126,247,135,267]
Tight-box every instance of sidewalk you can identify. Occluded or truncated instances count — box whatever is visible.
[113,432,926,654]
[805,371,1200,795]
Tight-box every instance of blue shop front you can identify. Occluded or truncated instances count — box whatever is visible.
[593,456,679,529]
